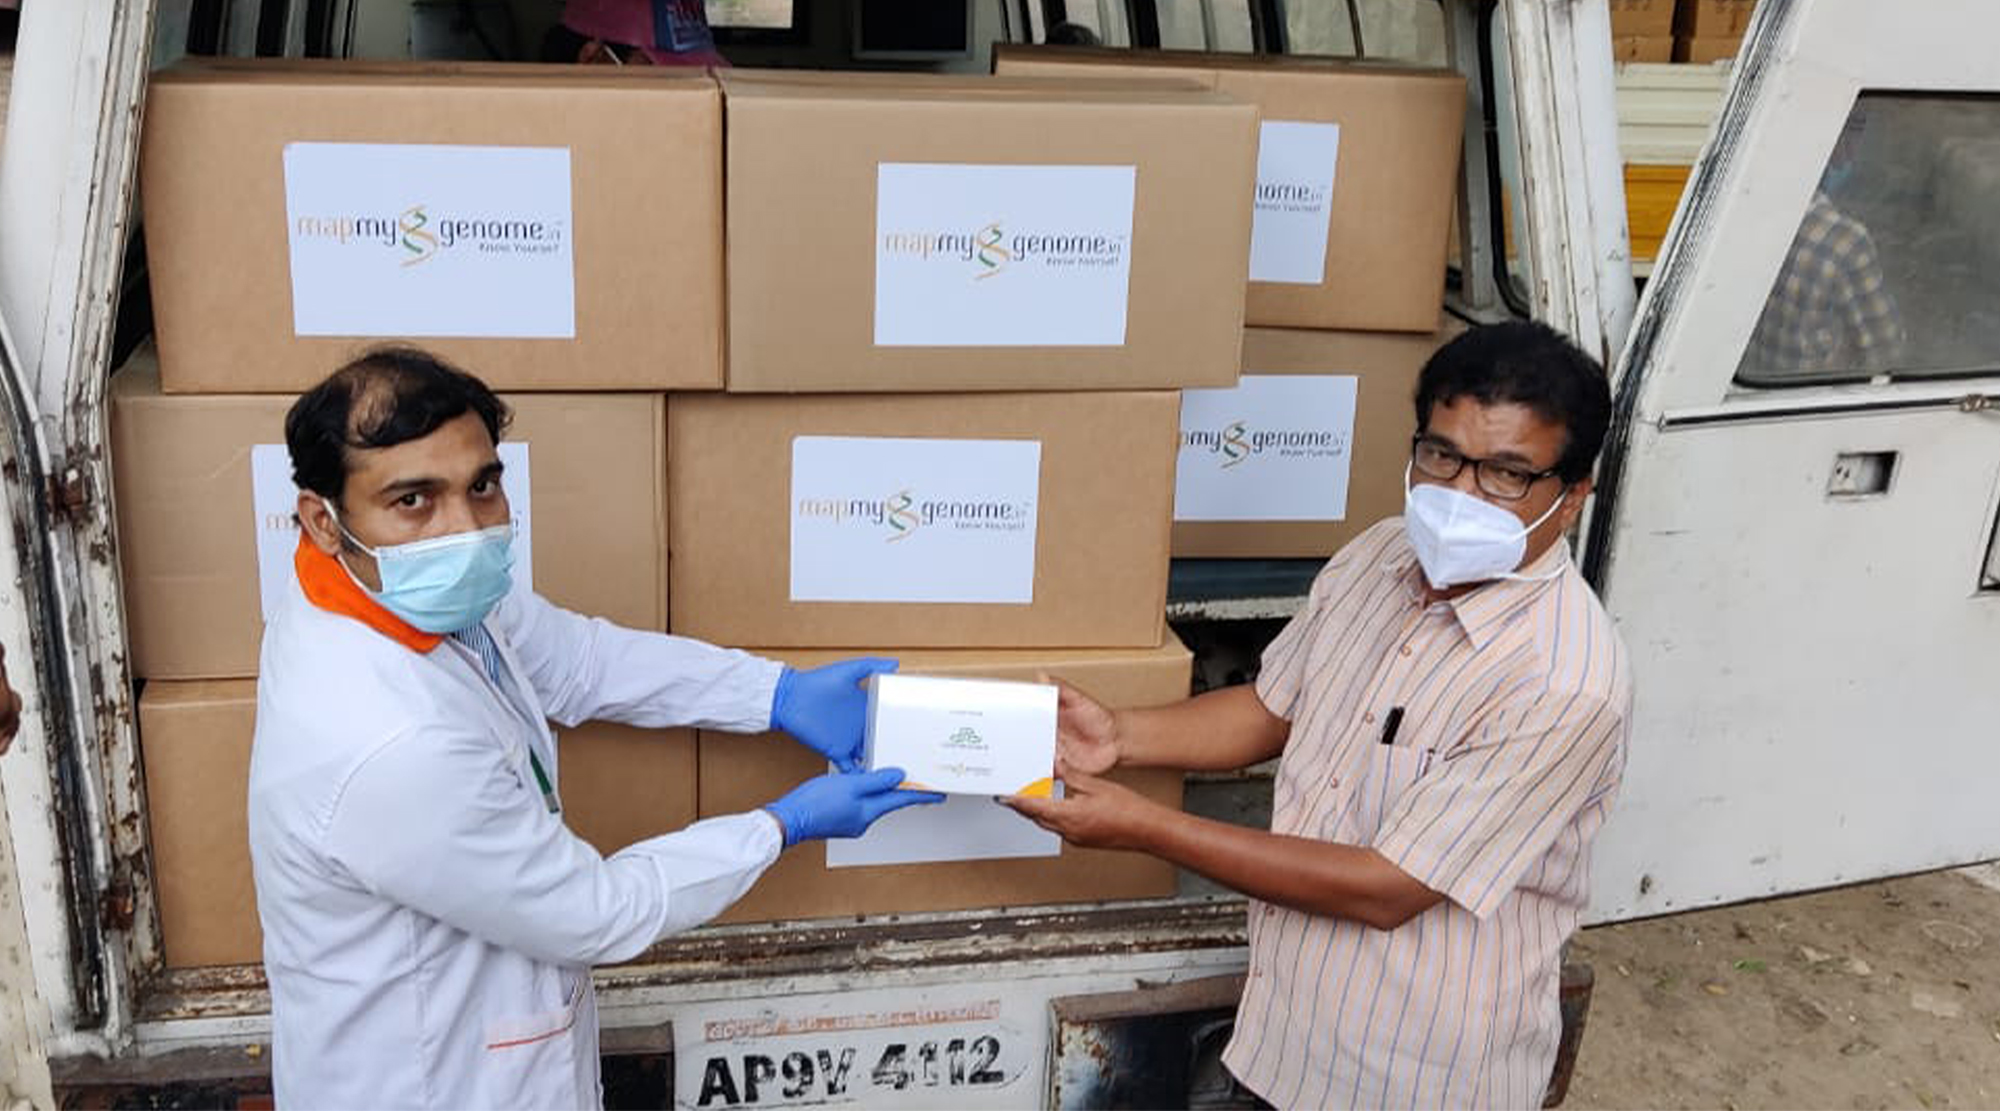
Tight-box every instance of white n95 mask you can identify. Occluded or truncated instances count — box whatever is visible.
[1403,466,1568,590]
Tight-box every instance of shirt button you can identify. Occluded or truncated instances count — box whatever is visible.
[1264,906,1278,917]
[1362,712,1376,725]
[1400,645,1413,657]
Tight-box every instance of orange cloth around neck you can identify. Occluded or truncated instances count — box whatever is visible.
[293,534,444,654]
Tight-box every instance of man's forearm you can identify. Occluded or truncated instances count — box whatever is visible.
[1132,806,1441,930]
[1116,685,1290,773]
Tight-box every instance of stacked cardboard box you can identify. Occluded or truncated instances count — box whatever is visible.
[127,47,1481,946]
[720,71,1257,392]
[126,61,1264,956]
[1173,321,1466,558]
[141,62,726,392]
[127,61,726,967]
[1606,0,1751,66]
[110,351,672,679]
[1675,0,1755,63]
[1610,0,1677,65]
[995,46,1469,560]
[668,387,1196,920]
[993,46,1464,333]
[663,69,1264,923]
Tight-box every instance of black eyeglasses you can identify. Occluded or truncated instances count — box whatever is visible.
[1410,435,1563,502]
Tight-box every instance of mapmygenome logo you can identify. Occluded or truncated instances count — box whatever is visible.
[944,726,989,752]
[1184,421,1349,469]
[880,220,1129,282]
[880,222,1013,280]
[293,204,567,268]
[1255,178,1334,216]
[795,488,1036,543]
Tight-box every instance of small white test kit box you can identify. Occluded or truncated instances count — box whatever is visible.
[863,673,1059,797]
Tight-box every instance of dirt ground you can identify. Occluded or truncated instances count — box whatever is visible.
[1564,865,2000,1110]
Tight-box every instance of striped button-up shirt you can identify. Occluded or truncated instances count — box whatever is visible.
[1224,520,1632,1110]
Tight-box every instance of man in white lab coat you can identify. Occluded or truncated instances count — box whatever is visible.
[249,346,940,1110]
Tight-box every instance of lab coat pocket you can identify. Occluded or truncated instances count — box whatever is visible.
[480,978,582,1104]
[1330,745,1433,846]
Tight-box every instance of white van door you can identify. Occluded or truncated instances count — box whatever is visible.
[1582,0,2000,922]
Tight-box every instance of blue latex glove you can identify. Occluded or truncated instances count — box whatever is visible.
[771,657,898,772]
[763,768,946,847]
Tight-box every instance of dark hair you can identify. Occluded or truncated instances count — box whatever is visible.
[1046,22,1102,47]
[1413,321,1611,484]
[286,346,512,503]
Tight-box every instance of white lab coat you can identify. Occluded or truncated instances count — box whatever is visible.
[249,581,786,1110]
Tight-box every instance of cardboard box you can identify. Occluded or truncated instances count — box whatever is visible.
[698,637,1191,924]
[1172,319,1465,558]
[1675,36,1743,64]
[1608,0,1676,38]
[550,723,699,863]
[1677,0,1755,39]
[668,390,1177,649]
[111,349,669,679]
[142,680,263,968]
[1613,36,1676,63]
[864,674,1058,796]
[993,47,1466,334]
[721,70,1256,392]
[142,679,695,968]
[140,61,723,393]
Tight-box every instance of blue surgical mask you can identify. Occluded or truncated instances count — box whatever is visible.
[323,499,515,634]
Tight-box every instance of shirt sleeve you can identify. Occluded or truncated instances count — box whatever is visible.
[1254,587,1325,722]
[326,726,783,966]
[1254,522,1397,720]
[488,587,783,733]
[1371,688,1628,920]
[1836,229,1905,365]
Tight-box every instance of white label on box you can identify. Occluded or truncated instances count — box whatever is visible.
[1175,374,1358,522]
[873,163,1136,347]
[251,442,533,619]
[789,437,1040,604]
[825,792,1060,868]
[282,142,576,338]
[1248,121,1341,285]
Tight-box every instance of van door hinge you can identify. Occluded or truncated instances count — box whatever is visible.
[45,469,89,520]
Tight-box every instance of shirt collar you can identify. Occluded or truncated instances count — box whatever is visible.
[1385,524,1571,651]
[293,535,444,654]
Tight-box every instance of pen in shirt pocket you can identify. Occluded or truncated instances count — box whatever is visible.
[1378,707,1406,746]
[1380,707,1437,775]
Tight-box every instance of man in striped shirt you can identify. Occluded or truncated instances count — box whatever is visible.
[1009,322,1632,1109]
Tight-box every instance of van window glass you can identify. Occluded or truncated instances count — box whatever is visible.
[1157,0,1253,52]
[1736,93,2000,387]
[1285,0,1446,65]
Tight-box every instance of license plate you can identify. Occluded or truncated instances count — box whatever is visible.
[674,987,1039,1108]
